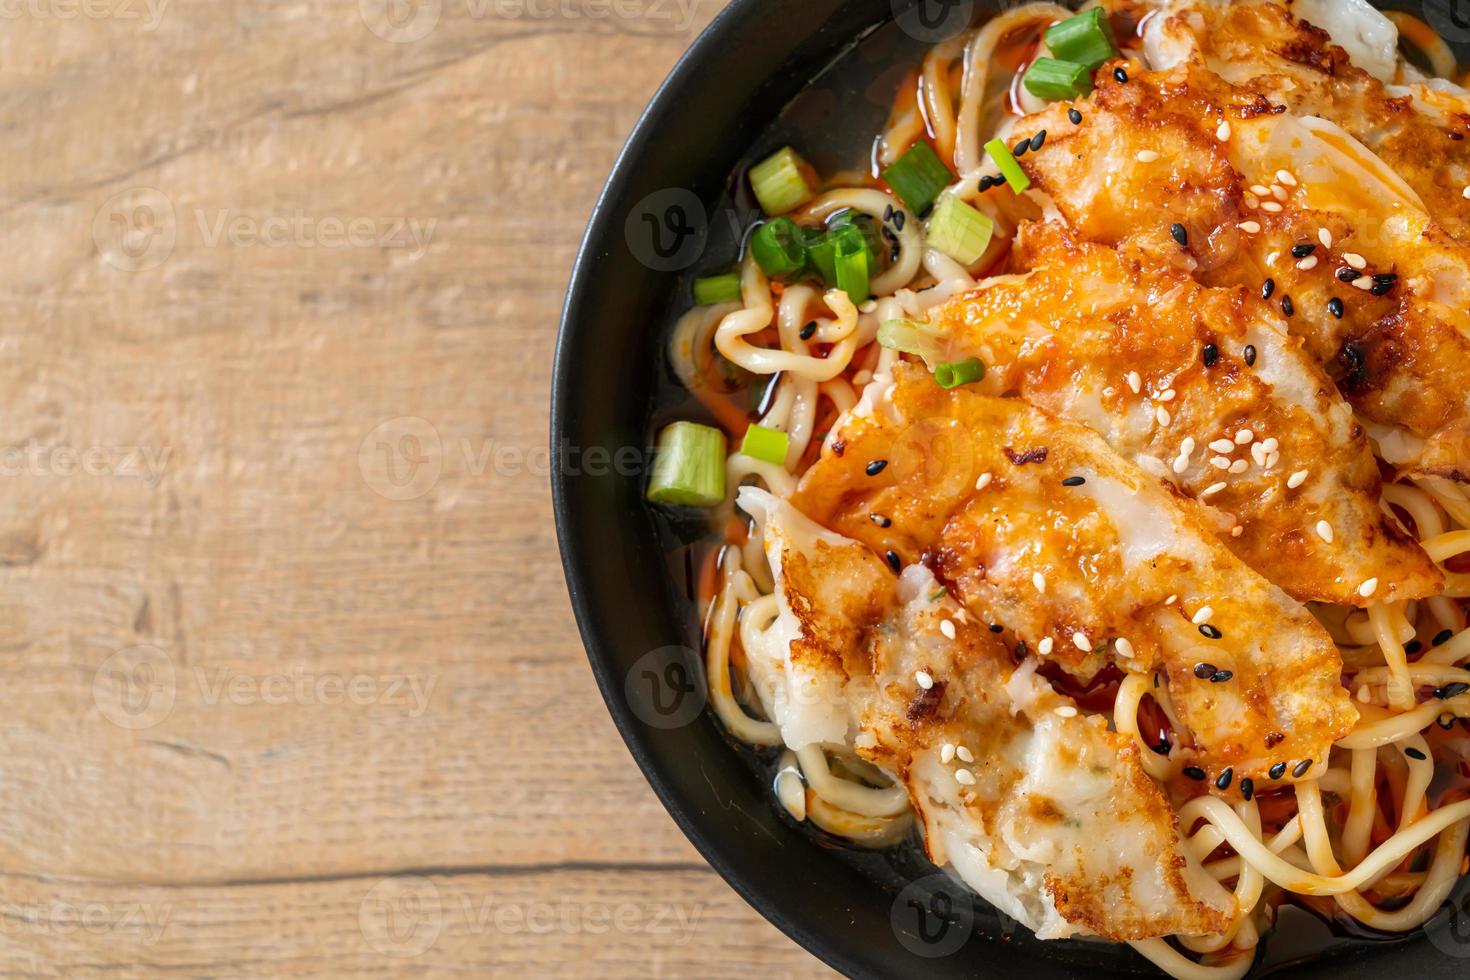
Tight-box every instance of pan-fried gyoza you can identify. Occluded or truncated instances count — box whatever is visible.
[648,3,1470,978]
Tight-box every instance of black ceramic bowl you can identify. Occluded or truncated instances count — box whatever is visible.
[553,1,1470,976]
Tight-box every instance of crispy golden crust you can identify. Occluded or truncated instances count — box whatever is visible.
[926,224,1441,605]
[792,367,1357,785]
[1017,50,1470,481]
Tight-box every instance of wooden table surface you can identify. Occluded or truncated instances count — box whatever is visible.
[0,0,833,974]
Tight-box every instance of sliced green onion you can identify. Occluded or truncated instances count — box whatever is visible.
[740,424,790,465]
[749,147,816,216]
[1023,57,1094,101]
[1045,8,1118,70]
[881,141,954,216]
[693,272,742,306]
[985,137,1032,194]
[833,227,870,304]
[926,196,995,266]
[647,422,726,507]
[877,318,947,370]
[935,358,986,389]
[751,217,807,278]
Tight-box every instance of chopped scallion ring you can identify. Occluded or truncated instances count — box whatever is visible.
[935,358,986,389]
[750,217,807,278]
[881,142,953,216]
[926,196,995,266]
[1044,8,1119,70]
[647,422,727,507]
[1023,57,1094,102]
[877,318,948,370]
[749,146,817,216]
[833,229,870,304]
[693,272,742,306]
[984,138,1031,193]
[740,424,790,465]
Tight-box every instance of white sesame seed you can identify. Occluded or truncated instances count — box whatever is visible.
[1217,121,1231,141]
[1344,252,1367,270]
[1038,637,1055,655]
[1228,459,1249,474]
[940,743,955,764]
[1239,220,1262,234]
[1352,276,1373,290]
[1359,578,1379,598]
[1116,637,1136,659]
[1261,438,1279,453]
[1192,607,1214,625]
[1265,451,1280,469]
[1316,520,1334,543]
[940,619,956,640]
[1209,439,1236,454]
[1180,437,1197,455]
[1172,455,1190,474]
[1262,201,1284,213]
[1231,525,1244,537]
[1463,186,1470,200]
[1073,632,1092,652]
[1287,470,1309,489]
[1266,250,1281,265]
[1296,255,1319,271]
[956,745,974,763]
[1245,193,1261,209]
[1127,371,1142,394]
[915,670,934,690]
[976,472,993,490]
[1276,170,1298,187]
[1235,429,1254,445]
[1202,482,1227,497]
[1033,572,1047,594]
[1356,685,1373,703]
[1319,229,1333,248]
[860,300,878,314]
[1157,406,1172,427]
[1210,456,1231,470]
[1166,594,1178,605]
[1054,705,1078,718]
[1137,150,1160,163]
[1251,443,1268,467]
[1158,388,1177,402]
[1271,184,1289,202]
[1249,184,1271,197]
[954,768,976,785]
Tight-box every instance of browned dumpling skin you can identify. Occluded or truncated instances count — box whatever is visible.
[791,366,1357,787]
[923,223,1441,606]
[744,488,1236,941]
[1010,32,1470,481]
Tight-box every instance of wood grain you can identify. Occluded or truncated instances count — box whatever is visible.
[0,0,835,973]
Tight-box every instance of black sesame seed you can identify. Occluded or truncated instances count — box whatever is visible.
[1171,223,1190,247]
[1433,628,1454,647]
[1210,670,1234,683]
[1269,761,1288,780]
[1193,662,1218,679]
[1281,295,1294,317]
[1151,740,1172,756]
[1435,682,1470,700]
[885,550,902,573]
[1062,476,1086,487]
[1292,759,1313,778]
[1372,273,1399,285]
[1068,108,1083,125]
[1370,279,1395,296]
[1199,624,1224,640]
[1114,67,1129,83]
[869,513,892,528]
[1337,267,1362,282]
[1405,640,1423,655]
[1031,130,1047,151]
[1405,747,1428,761]
[866,459,889,477]
[1291,243,1317,259]
[989,623,1005,633]
[893,211,907,231]
[1203,343,1220,367]
[1216,768,1234,791]
[979,175,997,191]
[1244,344,1258,366]
[1328,297,1344,319]
[883,204,894,222]
[1261,278,1276,300]
[1184,766,1207,781]
[1013,137,1030,158]
[800,321,817,341]
[1240,778,1255,802]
